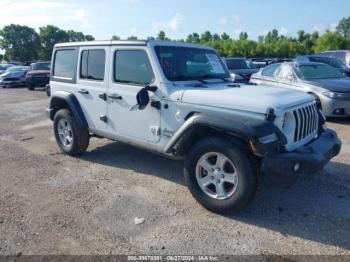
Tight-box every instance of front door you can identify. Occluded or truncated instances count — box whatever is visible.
[107,47,161,143]
[76,47,109,131]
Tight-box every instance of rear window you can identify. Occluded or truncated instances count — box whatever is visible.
[32,63,51,71]
[53,49,77,79]
[296,64,344,80]
[226,59,257,70]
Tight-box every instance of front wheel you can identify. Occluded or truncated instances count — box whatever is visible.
[53,109,89,156]
[184,137,258,214]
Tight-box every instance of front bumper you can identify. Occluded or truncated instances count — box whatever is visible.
[262,129,341,176]
[0,79,24,87]
[320,95,350,117]
[26,76,50,86]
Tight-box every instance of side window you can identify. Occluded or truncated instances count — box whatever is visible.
[53,49,77,79]
[114,50,154,85]
[80,50,105,81]
[262,64,280,77]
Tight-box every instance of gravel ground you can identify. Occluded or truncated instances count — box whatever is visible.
[0,87,349,256]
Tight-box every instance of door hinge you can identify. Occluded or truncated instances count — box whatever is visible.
[150,100,161,110]
[100,115,108,123]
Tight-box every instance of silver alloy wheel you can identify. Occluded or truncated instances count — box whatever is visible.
[57,119,73,148]
[195,152,238,200]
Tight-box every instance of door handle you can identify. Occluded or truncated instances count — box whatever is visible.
[78,89,89,95]
[108,93,122,100]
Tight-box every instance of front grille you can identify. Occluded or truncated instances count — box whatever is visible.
[292,103,318,142]
[32,74,48,78]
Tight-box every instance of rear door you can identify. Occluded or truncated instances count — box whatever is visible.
[76,47,109,131]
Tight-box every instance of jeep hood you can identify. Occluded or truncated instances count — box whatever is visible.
[181,84,314,116]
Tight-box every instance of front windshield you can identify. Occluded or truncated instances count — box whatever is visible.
[226,59,257,70]
[154,46,229,81]
[296,64,345,80]
[326,58,346,69]
[32,63,51,71]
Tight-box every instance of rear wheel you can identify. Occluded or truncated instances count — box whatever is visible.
[53,109,89,156]
[27,84,35,90]
[184,137,258,214]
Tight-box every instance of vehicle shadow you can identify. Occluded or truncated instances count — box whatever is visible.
[327,117,350,125]
[80,141,350,250]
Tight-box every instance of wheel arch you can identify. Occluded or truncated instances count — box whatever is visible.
[164,112,284,158]
[49,91,88,129]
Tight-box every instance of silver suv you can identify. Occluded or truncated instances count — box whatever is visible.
[47,40,341,214]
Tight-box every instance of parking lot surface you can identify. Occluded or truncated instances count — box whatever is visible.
[0,88,349,256]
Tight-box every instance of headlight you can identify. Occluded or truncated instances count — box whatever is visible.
[230,73,244,81]
[259,133,278,144]
[323,91,343,99]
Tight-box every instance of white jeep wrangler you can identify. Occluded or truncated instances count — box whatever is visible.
[47,40,341,214]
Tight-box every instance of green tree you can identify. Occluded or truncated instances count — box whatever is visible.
[0,24,40,62]
[66,30,94,42]
[239,32,248,40]
[213,33,221,41]
[221,32,230,41]
[0,53,3,61]
[336,17,350,38]
[314,32,347,53]
[157,31,169,41]
[111,35,120,40]
[186,33,200,43]
[127,36,138,40]
[39,25,69,60]
[201,31,213,42]
[147,36,155,40]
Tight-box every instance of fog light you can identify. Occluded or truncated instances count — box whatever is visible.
[293,163,301,173]
[333,108,345,115]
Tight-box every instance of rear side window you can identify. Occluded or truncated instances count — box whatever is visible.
[114,50,154,85]
[53,49,77,79]
[80,49,106,81]
[262,63,280,77]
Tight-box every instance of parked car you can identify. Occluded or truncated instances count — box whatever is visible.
[268,58,294,65]
[0,64,14,75]
[222,57,259,82]
[47,40,340,214]
[318,50,350,68]
[296,55,350,77]
[250,62,350,117]
[251,58,270,69]
[0,66,29,88]
[26,61,51,90]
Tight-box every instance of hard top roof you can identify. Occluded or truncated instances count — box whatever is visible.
[54,40,214,50]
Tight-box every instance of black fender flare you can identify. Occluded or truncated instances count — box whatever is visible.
[48,91,88,129]
[164,113,286,156]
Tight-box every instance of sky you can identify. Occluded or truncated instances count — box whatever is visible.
[0,0,350,40]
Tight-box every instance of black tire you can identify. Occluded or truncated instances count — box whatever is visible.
[184,137,258,214]
[27,84,35,90]
[53,109,89,156]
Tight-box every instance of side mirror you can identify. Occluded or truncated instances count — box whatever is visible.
[136,88,150,110]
